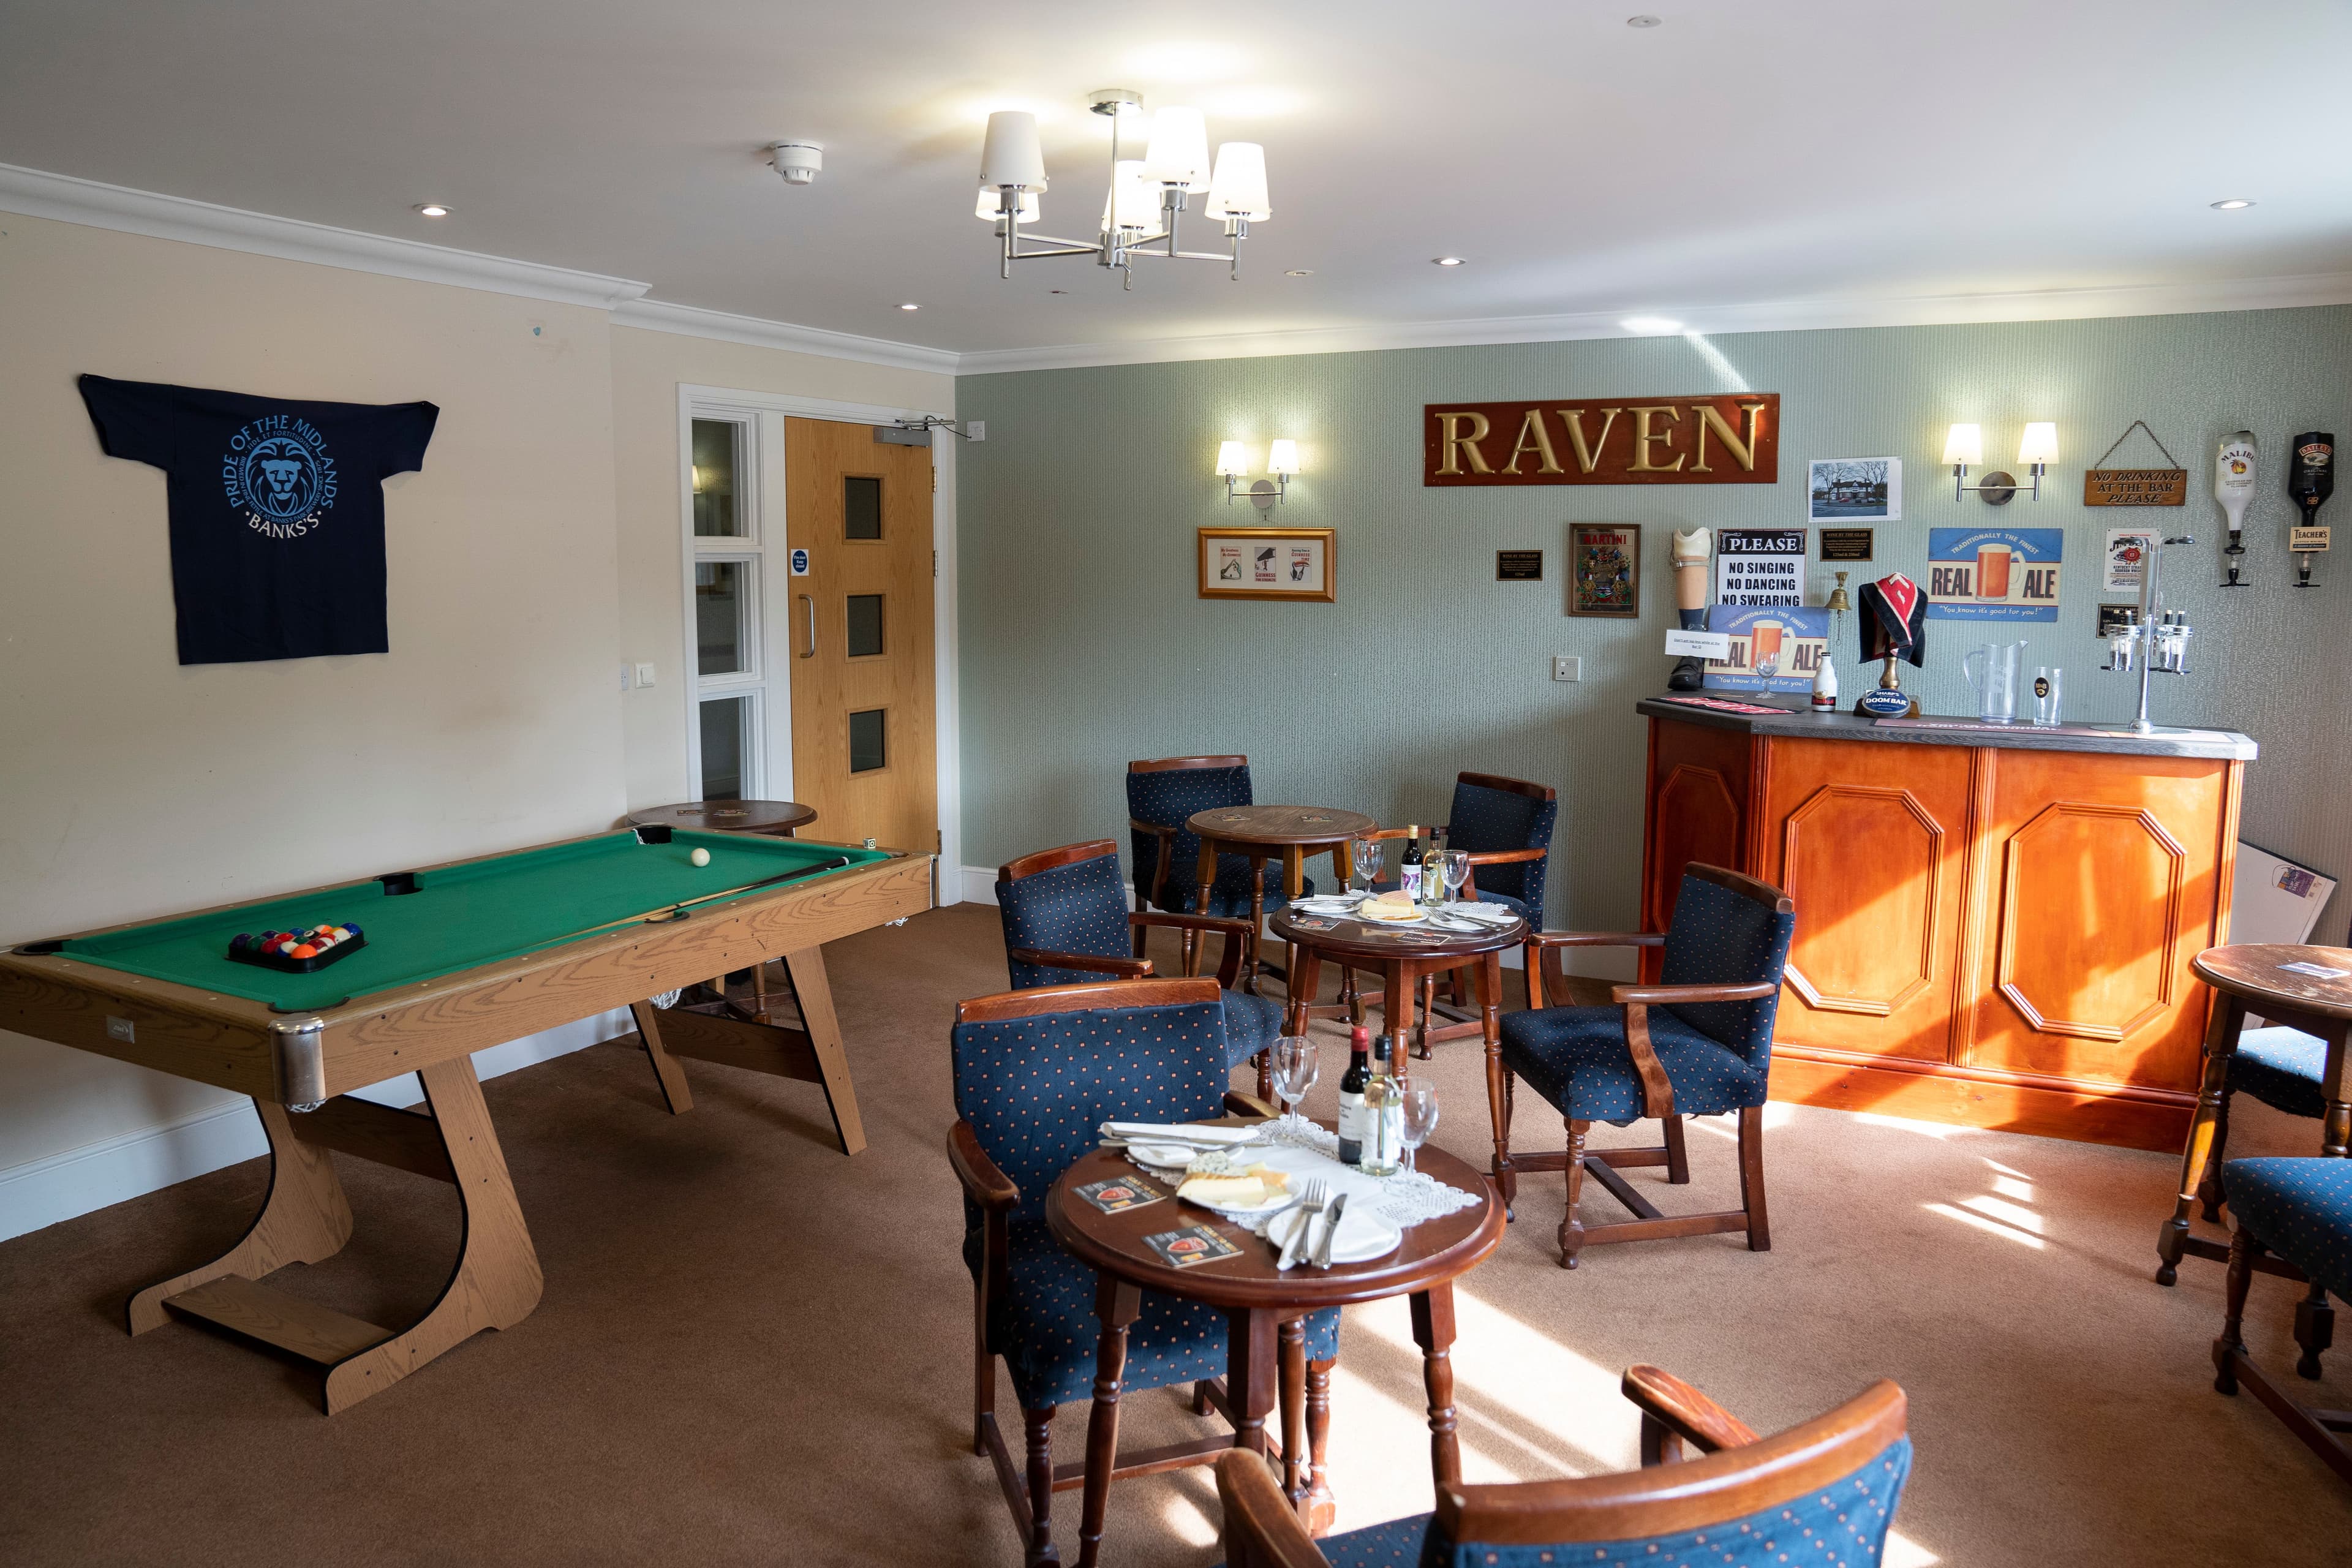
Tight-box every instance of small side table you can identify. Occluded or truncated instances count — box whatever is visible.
[624,801,819,1019]
[2157,944,2352,1287]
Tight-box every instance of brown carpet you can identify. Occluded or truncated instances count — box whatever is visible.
[3,904,2348,1566]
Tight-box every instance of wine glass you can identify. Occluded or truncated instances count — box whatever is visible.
[1441,851,1471,905]
[1348,835,1384,900]
[1398,1077,1439,1173]
[1270,1036,1319,1125]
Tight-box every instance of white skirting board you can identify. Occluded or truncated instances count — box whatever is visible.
[0,1008,632,1243]
[952,868,1635,979]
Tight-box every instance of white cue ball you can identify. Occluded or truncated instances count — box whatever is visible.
[690,848,711,867]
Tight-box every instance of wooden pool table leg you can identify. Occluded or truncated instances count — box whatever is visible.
[320,1054,543,1414]
[630,1000,696,1115]
[127,1097,353,1335]
[782,945,866,1157]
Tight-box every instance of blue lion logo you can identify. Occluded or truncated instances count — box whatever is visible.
[222,417,339,534]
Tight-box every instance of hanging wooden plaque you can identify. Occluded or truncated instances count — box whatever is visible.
[2083,468,2188,507]
[1424,393,1780,487]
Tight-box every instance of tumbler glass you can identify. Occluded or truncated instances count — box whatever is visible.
[2032,666,2062,726]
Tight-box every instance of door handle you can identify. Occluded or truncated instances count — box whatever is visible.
[799,594,815,659]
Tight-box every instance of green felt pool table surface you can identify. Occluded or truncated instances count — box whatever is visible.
[56,829,888,1011]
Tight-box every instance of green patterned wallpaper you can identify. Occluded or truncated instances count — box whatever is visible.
[956,307,2351,931]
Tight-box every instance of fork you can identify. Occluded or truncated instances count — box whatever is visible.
[1277,1179,1330,1271]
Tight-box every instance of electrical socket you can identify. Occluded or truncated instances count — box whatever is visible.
[1552,655,1581,682]
[966,421,985,442]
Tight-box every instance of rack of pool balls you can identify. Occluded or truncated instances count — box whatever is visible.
[228,922,366,973]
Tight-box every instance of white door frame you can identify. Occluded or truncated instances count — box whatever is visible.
[674,383,962,904]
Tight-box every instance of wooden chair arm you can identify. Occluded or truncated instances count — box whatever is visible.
[1127,818,1178,841]
[1214,1450,1327,1568]
[1461,846,1547,865]
[1128,818,1179,910]
[1610,980,1777,1005]
[1623,1364,1760,1464]
[1620,1001,1675,1120]
[1528,930,1667,949]
[947,1120,1021,1213]
[1132,911,1253,937]
[1223,1090,1280,1120]
[1008,947,1154,979]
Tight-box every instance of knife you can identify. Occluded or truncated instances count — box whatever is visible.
[1313,1193,1349,1268]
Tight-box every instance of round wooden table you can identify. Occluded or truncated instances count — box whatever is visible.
[1186,805,1376,996]
[1045,1131,1502,1564]
[2157,943,2352,1286]
[625,799,816,837]
[1272,904,1526,1060]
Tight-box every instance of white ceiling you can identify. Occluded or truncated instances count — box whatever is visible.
[4,0,2349,365]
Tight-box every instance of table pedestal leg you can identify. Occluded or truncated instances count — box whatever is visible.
[1410,1283,1464,1488]
[2160,997,2244,1285]
[1077,1275,1142,1568]
[1305,1355,1336,1534]
[1384,964,1412,1065]
[1226,1306,1278,1460]
[1194,841,1219,989]
[1279,1317,1306,1510]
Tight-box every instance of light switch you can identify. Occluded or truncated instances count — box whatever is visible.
[634,663,657,688]
[1552,656,1581,682]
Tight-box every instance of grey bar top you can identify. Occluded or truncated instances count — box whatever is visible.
[1638,695,2258,761]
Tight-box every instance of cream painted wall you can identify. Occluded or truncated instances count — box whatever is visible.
[608,325,954,811]
[0,211,626,1174]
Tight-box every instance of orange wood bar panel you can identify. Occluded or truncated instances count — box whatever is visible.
[1637,703,2252,1151]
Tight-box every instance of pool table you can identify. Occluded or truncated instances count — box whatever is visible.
[0,824,932,1412]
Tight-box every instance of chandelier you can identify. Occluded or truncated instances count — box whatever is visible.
[977,90,1270,288]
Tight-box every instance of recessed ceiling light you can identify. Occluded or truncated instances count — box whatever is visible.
[899,303,921,311]
[1433,256,1466,266]
[2211,198,2254,210]
[1621,316,1684,334]
[1050,288,1068,295]
[1627,14,1663,26]
[413,203,450,218]
[1285,268,1314,276]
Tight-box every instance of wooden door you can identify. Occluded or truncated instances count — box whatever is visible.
[1963,750,2236,1092]
[1759,737,1973,1065]
[784,418,936,854]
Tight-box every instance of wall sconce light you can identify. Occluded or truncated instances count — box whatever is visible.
[1945,421,2056,504]
[1217,439,1300,508]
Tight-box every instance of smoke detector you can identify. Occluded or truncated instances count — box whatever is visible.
[768,142,823,186]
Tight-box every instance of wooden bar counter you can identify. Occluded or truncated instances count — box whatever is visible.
[1636,696,2258,1151]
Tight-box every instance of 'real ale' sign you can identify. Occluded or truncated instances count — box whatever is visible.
[1424,393,1780,487]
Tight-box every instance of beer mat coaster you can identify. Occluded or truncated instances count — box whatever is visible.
[2277,961,2351,980]
[1652,695,1789,715]
[1074,1176,1167,1214]
[1288,915,1342,932]
[1142,1226,1245,1268]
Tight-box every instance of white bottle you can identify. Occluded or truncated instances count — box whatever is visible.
[1812,647,1839,710]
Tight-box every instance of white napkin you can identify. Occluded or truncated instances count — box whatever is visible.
[1100,1121,1260,1145]
[1438,902,1518,924]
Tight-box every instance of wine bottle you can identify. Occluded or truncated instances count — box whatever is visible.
[2290,431,2334,589]
[1336,1026,1371,1165]
[1400,824,1423,902]
[1422,826,1447,907]
[1360,1033,1404,1176]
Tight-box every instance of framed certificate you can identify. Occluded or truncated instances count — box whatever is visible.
[1198,527,1336,603]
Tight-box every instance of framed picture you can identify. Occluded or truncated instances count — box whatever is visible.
[1808,457,1902,522]
[1567,522,1641,617]
[1197,526,1335,603]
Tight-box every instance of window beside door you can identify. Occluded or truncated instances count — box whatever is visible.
[685,412,772,800]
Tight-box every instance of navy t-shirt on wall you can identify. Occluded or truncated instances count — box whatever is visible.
[78,374,439,665]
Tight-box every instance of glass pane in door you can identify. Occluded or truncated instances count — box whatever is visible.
[844,475,882,540]
[845,594,883,658]
[699,696,750,799]
[696,561,749,676]
[692,420,744,537]
[848,708,886,774]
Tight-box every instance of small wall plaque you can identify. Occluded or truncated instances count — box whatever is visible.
[1819,527,1875,562]
[2082,421,2188,507]
[1496,549,1544,581]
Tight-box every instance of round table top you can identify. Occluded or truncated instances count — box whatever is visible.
[625,799,817,836]
[2193,944,2352,1022]
[1186,805,1376,847]
[1271,905,1528,963]
[1046,1128,1503,1311]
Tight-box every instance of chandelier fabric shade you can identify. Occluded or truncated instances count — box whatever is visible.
[1140,107,1212,190]
[1099,160,1158,235]
[1207,143,1270,222]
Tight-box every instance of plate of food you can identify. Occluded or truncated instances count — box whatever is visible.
[1175,1164,1295,1216]
[1354,891,1427,924]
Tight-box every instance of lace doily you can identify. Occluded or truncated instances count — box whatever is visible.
[1125,1117,1484,1235]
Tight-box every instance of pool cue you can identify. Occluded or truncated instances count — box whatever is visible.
[570,855,856,940]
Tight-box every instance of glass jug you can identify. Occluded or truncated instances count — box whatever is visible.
[1962,641,2027,723]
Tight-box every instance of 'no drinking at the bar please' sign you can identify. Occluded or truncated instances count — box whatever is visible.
[1925,527,2063,622]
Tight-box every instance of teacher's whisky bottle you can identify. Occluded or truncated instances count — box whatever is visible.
[2290,432,2334,587]
[1335,1026,1371,1165]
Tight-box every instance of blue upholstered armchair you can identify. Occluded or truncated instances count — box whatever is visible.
[2214,1157,2352,1486]
[1490,865,1795,1268]
[994,840,1288,1078]
[2196,1027,2342,1226]
[947,978,1342,1564]
[1126,755,1301,920]
[1217,1364,1910,1568]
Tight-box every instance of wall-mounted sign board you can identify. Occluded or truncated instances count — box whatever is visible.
[1926,527,2063,622]
[1715,528,1806,608]
[1819,527,1875,562]
[2084,468,2188,506]
[1423,393,1780,487]
[1496,549,1544,581]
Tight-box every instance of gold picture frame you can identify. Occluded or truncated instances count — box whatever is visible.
[1568,522,1642,617]
[1198,527,1336,603]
